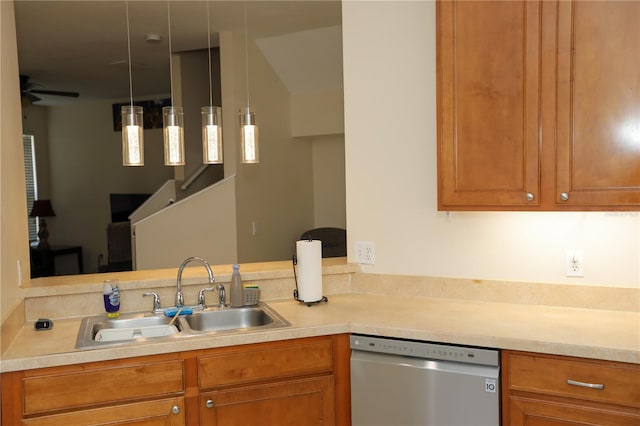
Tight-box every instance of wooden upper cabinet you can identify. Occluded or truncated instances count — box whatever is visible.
[437,0,542,209]
[437,0,640,210]
[554,0,640,208]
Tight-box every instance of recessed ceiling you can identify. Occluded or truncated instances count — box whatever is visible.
[14,0,342,105]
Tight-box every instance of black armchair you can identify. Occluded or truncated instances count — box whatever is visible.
[299,227,347,258]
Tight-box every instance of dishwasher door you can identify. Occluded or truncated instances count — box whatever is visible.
[351,349,500,426]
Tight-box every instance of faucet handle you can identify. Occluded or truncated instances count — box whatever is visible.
[143,292,162,313]
[198,287,216,309]
[216,284,227,308]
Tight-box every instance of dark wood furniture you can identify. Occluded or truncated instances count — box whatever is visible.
[30,244,83,278]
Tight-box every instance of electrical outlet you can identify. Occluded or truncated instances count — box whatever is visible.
[566,250,584,277]
[355,241,376,264]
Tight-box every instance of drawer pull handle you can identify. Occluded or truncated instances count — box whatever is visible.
[206,399,215,408]
[567,379,604,390]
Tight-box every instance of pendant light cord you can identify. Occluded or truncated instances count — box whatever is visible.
[206,1,213,107]
[125,1,133,107]
[243,0,250,109]
[167,0,174,106]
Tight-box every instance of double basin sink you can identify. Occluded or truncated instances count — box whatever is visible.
[75,303,290,349]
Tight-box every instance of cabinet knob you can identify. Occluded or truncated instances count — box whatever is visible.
[171,405,181,415]
[560,192,569,201]
[526,193,535,202]
[206,399,215,409]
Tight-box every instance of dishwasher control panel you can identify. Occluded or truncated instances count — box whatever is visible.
[350,334,499,366]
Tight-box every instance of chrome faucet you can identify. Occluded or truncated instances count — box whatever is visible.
[143,292,162,313]
[198,284,226,309]
[176,256,215,307]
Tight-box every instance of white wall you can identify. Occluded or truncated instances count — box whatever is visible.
[1,0,29,322]
[342,1,640,288]
[312,135,346,229]
[21,105,51,199]
[134,176,237,270]
[230,34,316,263]
[46,99,173,273]
[291,90,344,137]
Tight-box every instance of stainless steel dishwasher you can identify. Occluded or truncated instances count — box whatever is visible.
[350,334,500,426]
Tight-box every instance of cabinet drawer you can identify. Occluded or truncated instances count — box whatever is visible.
[22,397,185,426]
[506,352,640,408]
[23,359,184,415]
[198,339,333,389]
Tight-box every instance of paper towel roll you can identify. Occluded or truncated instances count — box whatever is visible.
[296,240,323,302]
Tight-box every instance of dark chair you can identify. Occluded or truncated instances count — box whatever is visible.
[98,221,133,272]
[300,227,347,258]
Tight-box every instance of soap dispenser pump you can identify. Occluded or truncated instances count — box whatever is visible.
[230,264,244,307]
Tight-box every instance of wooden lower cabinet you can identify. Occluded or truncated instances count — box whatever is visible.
[192,335,349,426]
[21,397,186,426]
[199,376,334,425]
[507,395,640,426]
[1,334,351,426]
[502,350,640,425]
[1,353,186,426]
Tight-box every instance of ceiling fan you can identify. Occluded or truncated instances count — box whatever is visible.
[20,75,79,103]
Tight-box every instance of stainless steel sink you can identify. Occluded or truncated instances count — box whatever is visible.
[76,313,184,349]
[185,304,290,332]
[75,303,289,349]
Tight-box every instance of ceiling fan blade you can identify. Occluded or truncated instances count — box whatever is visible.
[29,89,79,98]
[26,92,41,102]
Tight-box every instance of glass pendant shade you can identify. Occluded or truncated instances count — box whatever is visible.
[163,106,185,166]
[121,106,144,166]
[202,106,223,164]
[240,108,259,164]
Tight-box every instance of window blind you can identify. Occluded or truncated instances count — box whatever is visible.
[23,134,38,241]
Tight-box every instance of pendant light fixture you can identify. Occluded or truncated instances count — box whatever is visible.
[121,1,144,166]
[202,1,223,164]
[240,0,259,163]
[163,0,185,166]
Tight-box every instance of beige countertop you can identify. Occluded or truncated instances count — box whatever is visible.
[2,292,638,372]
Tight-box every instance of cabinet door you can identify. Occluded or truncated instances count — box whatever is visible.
[21,397,185,426]
[199,376,335,426]
[555,1,640,208]
[507,396,640,426]
[438,1,542,209]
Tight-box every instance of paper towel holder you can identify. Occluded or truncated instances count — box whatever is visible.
[292,255,328,306]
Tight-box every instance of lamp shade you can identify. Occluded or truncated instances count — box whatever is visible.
[202,106,223,164]
[240,108,259,163]
[163,106,185,166]
[121,106,144,166]
[29,200,56,218]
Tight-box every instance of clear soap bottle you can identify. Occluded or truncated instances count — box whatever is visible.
[230,264,244,307]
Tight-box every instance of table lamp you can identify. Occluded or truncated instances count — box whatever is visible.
[29,199,56,248]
